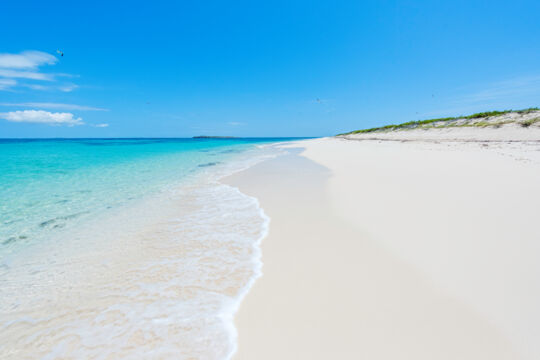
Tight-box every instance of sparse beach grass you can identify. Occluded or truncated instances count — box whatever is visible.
[520,117,540,127]
[340,107,540,135]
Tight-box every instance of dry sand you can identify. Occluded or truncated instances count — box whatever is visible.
[224,132,540,359]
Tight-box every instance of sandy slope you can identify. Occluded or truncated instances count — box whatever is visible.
[224,135,540,359]
[340,110,540,142]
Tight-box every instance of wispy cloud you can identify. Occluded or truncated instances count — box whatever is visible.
[0,102,108,111]
[0,69,54,81]
[0,51,57,69]
[0,78,16,90]
[20,83,79,92]
[0,50,76,92]
[422,74,540,119]
[58,83,79,92]
[91,123,109,128]
[0,110,84,126]
[228,121,245,126]
[462,75,540,103]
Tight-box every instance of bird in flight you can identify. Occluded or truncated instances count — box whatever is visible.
[56,49,64,57]
[316,98,321,103]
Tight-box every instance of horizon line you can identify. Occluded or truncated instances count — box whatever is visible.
[0,136,318,140]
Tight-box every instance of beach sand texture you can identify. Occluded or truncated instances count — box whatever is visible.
[225,134,540,359]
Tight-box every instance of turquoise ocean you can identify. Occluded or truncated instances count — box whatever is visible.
[0,138,294,359]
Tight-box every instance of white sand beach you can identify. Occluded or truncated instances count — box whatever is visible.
[224,127,540,359]
[3,2,540,358]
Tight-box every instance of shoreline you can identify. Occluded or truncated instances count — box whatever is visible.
[225,136,540,359]
[0,141,279,359]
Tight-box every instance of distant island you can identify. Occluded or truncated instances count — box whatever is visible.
[193,136,238,139]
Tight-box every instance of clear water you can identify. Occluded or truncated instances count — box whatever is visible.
[0,138,284,254]
[0,138,292,359]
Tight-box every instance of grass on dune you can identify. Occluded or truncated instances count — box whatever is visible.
[340,107,539,135]
[520,117,540,127]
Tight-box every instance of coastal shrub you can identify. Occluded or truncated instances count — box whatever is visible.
[516,107,539,114]
[520,117,540,127]
[339,107,540,135]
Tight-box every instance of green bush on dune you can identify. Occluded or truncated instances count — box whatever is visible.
[519,117,540,127]
[340,107,539,135]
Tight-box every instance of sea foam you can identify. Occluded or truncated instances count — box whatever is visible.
[0,141,283,359]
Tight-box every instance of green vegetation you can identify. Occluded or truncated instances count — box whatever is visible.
[339,107,539,135]
[520,117,540,127]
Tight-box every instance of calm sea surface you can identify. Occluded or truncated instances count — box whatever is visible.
[0,138,292,253]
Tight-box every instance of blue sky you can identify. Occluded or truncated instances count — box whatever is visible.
[1,0,539,137]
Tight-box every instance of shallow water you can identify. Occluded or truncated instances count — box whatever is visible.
[0,138,289,359]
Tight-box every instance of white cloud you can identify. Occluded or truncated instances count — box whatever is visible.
[228,121,245,126]
[0,78,16,90]
[22,84,45,90]
[58,83,78,92]
[20,83,78,92]
[55,73,79,79]
[0,102,108,111]
[0,110,84,126]
[0,51,57,69]
[0,50,78,92]
[0,69,54,81]
[92,123,109,127]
